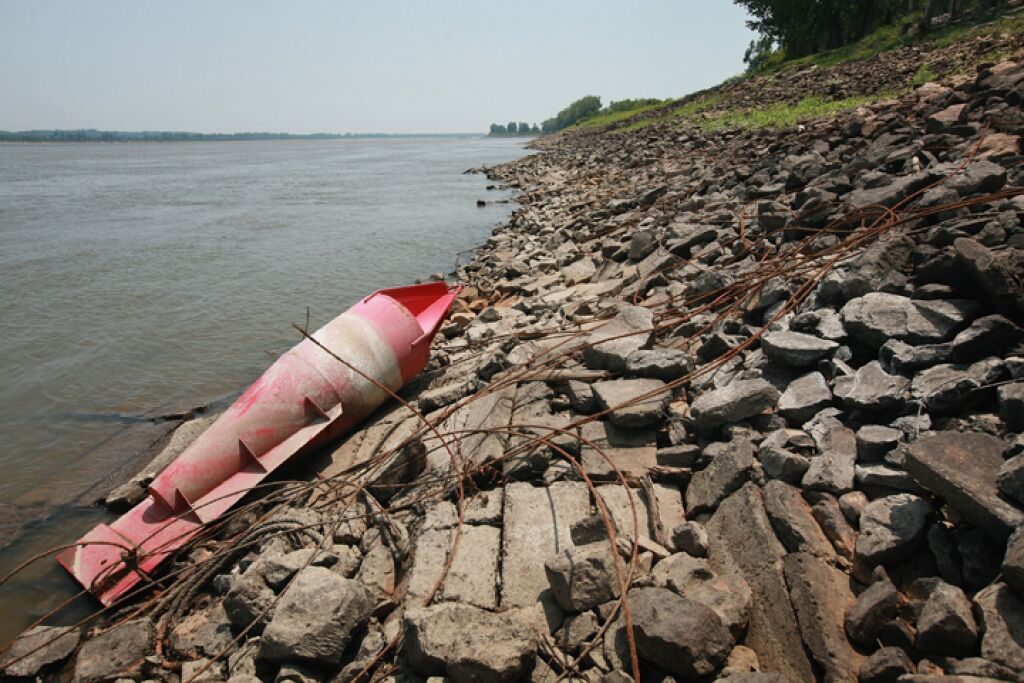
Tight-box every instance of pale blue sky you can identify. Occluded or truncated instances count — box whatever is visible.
[0,1,755,134]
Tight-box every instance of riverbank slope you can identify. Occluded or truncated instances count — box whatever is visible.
[4,26,1024,683]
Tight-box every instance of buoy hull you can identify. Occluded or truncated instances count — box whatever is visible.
[58,282,459,605]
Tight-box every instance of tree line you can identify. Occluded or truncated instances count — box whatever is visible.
[736,0,1011,67]
[488,122,540,136]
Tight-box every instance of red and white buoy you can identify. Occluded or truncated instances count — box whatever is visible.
[58,281,460,605]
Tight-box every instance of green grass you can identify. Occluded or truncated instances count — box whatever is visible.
[569,100,667,129]
[610,92,726,132]
[698,91,907,132]
[911,62,938,85]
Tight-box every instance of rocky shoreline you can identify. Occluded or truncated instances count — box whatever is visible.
[4,38,1024,683]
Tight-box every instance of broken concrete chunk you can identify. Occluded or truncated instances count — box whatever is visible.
[628,586,734,679]
[259,567,374,665]
[403,602,536,682]
[802,425,857,495]
[73,619,153,683]
[691,379,780,431]
[855,494,932,567]
[625,347,694,381]
[916,581,978,657]
[784,552,864,683]
[845,579,900,647]
[582,306,654,372]
[544,543,622,612]
[592,377,671,428]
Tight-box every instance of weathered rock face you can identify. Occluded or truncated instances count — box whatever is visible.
[258,567,374,665]
[905,432,1024,540]
[402,602,536,682]
[628,586,734,678]
[784,552,864,682]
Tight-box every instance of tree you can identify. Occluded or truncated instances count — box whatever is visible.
[530,123,540,134]
[507,122,517,134]
[489,123,506,135]
[540,95,602,133]
[518,122,529,135]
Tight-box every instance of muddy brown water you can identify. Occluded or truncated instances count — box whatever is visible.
[0,137,528,642]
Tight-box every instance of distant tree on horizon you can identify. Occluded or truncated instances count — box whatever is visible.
[506,121,517,134]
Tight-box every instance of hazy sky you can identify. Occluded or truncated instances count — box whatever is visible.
[0,1,755,134]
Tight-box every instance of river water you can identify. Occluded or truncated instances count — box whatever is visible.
[0,137,528,641]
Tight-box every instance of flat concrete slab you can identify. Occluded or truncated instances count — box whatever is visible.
[500,481,590,608]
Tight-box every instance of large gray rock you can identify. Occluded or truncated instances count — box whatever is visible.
[840,293,976,349]
[626,347,694,381]
[259,567,374,665]
[973,582,1024,673]
[762,331,839,367]
[628,586,734,678]
[841,361,909,412]
[73,619,153,683]
[403,602,536,682]
[544,543,621,612]
[582,306,654,372]
[2,625,79,678]
[592,378,670,428]
[855,494,931,567]
[845,579,900,647]
[998,455,1024,507]
[910,359,1003,415]
[784,552,864,682]
[905,432,1024,540]
[916,581,978,657]
[651,552,752,639]
[778,372,833,425]
[686,437,754,514]
[707,484,815,683]
[691,379,780,431]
